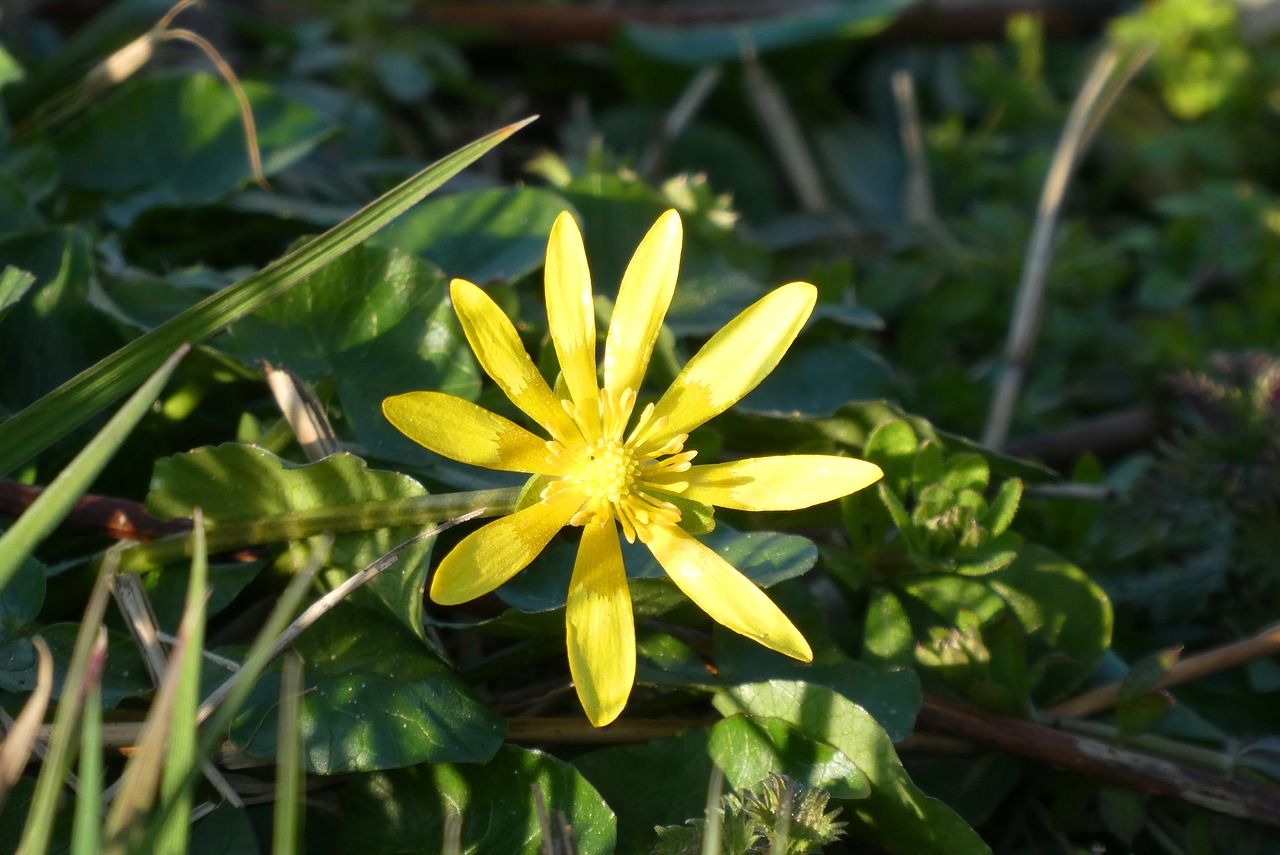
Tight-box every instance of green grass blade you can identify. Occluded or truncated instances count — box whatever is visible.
[0,345,189,593]
[0,116,535,478]
[16,551,118,855]
[272,653,305,855]
[147,542,327,839]
[69,632,107,855]
[153,510,209,855]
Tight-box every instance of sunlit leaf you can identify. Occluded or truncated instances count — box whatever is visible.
[147,444,434,638]
[716,680,989,854]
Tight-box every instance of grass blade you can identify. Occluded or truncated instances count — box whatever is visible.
[16,551,118,855]
[147,540,329,841]
[0,116,535,478]
[153,509,209,855]
[0,344,190,593]
[272,653,305,855]
[69,632,107,855]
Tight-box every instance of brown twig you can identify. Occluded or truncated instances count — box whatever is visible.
[1047,623,1280,719]
[917,694,1280,829]
[0,478,189,542]
[1003,405,1165,466]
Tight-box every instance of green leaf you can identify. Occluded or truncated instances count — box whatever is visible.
[824,402,1055,483]
[877,483,917,551]
[188,801,259,855]
[0,266,35,325]
[985,545,1112,701]
[710,715,869,799]
[0,116,533,478]
[906,752,1023,828]
[147,444,435,638]
[0,44,22,89]
[715,680,990,854]
[1120,646,1181,701]
[912,440,944,495]
[714,583,923,742]
[863,587,916,669]
[1116,691,1175,738]
[982,478,1022,537]
[337,745,616,854]
[2,625,152,708]
[574,727,716,855]
[1097,785,1148,845]
[939,455,989,495]
[142,560,265,630]
[817,118,908,225]
[901,575,1008,626]
[0,554,45,639]
[0,228,101,415]
[863,419,918,498]
[215,244,480,466]
[737,340,896,419]
[621,0,914,64]
[54,73,331,225]
[231,603,504,774]
[370,186,569,284]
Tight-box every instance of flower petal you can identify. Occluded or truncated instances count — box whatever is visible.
[545,212,600,431]
[602,210,682,400]
[450,279,578,444]
[677,455,884,511]
[430,487,582,604]
[638,282,816,446]
[566,519,635,727]
[645,524,812,661]
[383,391,559,475]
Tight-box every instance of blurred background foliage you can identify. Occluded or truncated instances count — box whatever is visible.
[4,0,1280,852]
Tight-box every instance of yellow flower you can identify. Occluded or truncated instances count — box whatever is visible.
[383,210,883,726]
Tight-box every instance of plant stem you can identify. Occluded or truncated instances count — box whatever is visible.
[118,488,521,572]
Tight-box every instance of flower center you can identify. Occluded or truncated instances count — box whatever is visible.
[577,438,639,504]
[540,387,699,542]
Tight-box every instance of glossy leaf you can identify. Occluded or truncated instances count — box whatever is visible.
[985,545,1113,701]
[216,244,480,464]
[738,340,896,419]
[708,714,869,800]
[230,604,504,774]
[370,186,569,284]
[715,680,989,855]
[54,74,330,224]
[147,444,435,638]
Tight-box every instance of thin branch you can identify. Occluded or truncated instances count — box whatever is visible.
[917,694,1280,828]
[1048,622,1280,719]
